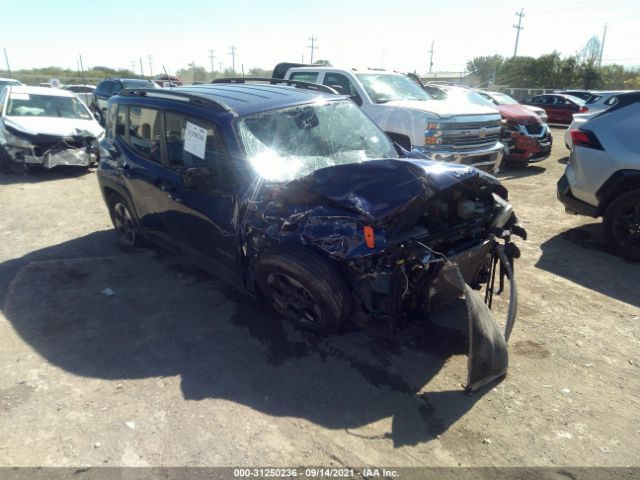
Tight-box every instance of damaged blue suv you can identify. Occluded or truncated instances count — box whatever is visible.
[97,79,526,391]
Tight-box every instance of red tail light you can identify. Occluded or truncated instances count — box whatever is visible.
[570,129,603,150]
[578,106,588,113]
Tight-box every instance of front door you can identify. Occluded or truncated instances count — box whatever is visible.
[160,110,243,287]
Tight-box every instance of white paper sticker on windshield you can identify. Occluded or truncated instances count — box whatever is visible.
[184,121,207,159]
[11,93,30,100]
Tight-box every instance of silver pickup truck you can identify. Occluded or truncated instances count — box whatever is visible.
[276,64,504,173]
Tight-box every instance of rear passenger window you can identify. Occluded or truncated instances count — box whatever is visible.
[115,105,127,139]
[289,72,319,84]
[128,106,162,163]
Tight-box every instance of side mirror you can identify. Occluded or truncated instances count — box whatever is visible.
[351,94,363,106]
[182,166,211,190]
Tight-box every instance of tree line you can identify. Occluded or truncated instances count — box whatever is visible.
[467,52,640,90]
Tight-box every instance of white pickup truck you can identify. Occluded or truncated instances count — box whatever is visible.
[274,64,504,173]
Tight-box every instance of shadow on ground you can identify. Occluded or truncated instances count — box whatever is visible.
[0,166,94,186]
[496,164,546,181]
[536,222,640,308]
[0,231,489,447]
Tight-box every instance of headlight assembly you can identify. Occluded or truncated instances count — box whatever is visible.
[5,130,34,149]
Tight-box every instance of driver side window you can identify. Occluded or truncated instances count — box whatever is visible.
[163,112,229,184]
[323,73,362,104]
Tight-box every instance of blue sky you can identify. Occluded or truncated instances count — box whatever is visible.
[2,0,639,75]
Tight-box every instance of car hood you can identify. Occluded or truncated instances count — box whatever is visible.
[496,104,541,125]
[253,159,505,260]
[382,99,500,118]
[4,116,103,138]
[272,159,498,223]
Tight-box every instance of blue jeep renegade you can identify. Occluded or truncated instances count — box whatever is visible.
[97,80,524,342]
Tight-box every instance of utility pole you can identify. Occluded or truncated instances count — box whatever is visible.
[130,60,136,75]
[308,35,318,64]
[3,48,11,77]
[218,61,223,73]
[208,49,216,73]
[139,57,144,77]
[229,46,237,73]
[598,23,608,67]
[191,61,196,83]
[512,8,525,57]
[428,40,434,73]
[79,55,87,89]
[148,55,153,77]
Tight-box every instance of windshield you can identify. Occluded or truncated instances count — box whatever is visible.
[238,100,397,182]
[122,80,158,89]
[356,73,430,103]
[6,93,92,119]
[0,80,21,89]
[489,92,518,105]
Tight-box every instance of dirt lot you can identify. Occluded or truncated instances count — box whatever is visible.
[0,128,638,468]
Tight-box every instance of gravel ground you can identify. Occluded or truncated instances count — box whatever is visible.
[0,128,638,468]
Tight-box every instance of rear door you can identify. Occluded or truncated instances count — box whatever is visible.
[113,104,177,244]
[551,96,576,123]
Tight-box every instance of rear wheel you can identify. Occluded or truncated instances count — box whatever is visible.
[107,193,142,249]
[603,190,640,262]
[256,246,351,333]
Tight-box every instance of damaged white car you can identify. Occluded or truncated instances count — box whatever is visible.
[0,86,104,174]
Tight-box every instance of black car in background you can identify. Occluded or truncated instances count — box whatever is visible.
[91,78,157,124]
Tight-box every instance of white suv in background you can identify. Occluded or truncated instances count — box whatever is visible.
[557,92,640,261]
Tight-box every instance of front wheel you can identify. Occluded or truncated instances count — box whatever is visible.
[107,193,142,249]
[256,246,351,333]
[603,190,640,262]
[0,147,26,174]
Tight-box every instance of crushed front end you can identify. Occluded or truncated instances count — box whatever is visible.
[244,159,526,391]
[501,120,552,163]
[2,124,100,169]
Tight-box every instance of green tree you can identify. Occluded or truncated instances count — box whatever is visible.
[466,55,504,85]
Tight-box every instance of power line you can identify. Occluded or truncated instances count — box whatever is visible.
[228,46,237,73]
[308,35,318,64]
[513,8,525,57]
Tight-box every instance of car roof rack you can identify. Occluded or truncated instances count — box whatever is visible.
[211,77,339,95]
[117,88,230,111]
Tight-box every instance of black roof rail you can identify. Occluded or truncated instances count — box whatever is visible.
[117,88,230,111]
[211,77,339,95]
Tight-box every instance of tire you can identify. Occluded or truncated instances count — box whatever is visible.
[255,246,351,333]
[603,189,640,262]
[0,146,26,175]
[106,193,142,249]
